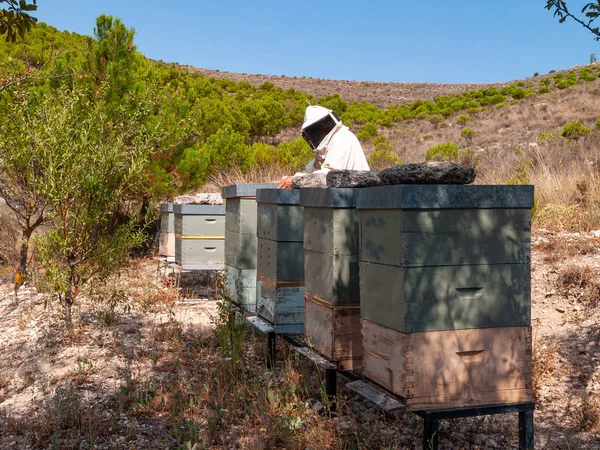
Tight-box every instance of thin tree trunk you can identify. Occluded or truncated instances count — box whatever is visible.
[14,227,32,305]
[19,227,32,273]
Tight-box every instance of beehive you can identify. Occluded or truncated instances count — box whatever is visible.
[300,188,362,370]
[357,184,534,410]
[255,188,305,333]
[222,183,277,311]
[159,203,175,260]
[174,204,225,269]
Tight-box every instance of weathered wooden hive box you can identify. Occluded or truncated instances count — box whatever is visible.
[174,204,225,269]
[255,188,305,333]
[159,203,175,260]
[223,183,277,312]
[300,188,362,370]
[356,184,534,411]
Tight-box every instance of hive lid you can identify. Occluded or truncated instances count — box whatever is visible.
[173,204,226,215]
[256,188,301,205]
[356,184,534,209]
[299,188,359,208]
[222,183,279,199]
[160,203,174,213]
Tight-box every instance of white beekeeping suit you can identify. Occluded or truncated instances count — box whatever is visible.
[299,105,369,174]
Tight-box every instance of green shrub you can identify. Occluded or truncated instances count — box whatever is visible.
[425,141,459,161]
[203,126,255,172]
[541,78,551,86]
[252,142,276,167]
[368,136,402,171]
[556,79,569,89]
[561,121,592,140]
[597,116,600,130]
[460,127,475,145]
[178,146,211,189]
[428,114,445,127]
[538,87,552,94]
[456,115,472,125]
[275,138,313,172]
[537,131,559,146]
[357,121,378,140]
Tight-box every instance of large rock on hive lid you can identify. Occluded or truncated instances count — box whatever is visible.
[379,161,475,185]
[326,170,381,188]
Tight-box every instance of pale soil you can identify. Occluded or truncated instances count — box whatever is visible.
[0,232,599,449]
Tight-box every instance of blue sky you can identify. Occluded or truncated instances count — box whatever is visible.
[35,1,599,83]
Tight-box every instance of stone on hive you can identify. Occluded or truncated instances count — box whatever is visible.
[326,170,381,188]
[174,192,223,205]
[379,162,475,185]
[291,172,327,189]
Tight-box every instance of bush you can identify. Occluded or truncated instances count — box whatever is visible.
[368,136,402,171]
[455,115,472,125]
[597,116,600,130]
[275,138,313,172]
[538,87,552,94]
[561,121,592,141]
[428,114,445,127]
[537,131,559,145]
[357,121,378,140]
[425,141,459,161]
[204,126,255,172]
[460,127,475,145]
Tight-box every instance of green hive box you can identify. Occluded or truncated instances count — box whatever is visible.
[300,189,361,304]
[222,183,277,312]
[159,203,175,260]
[255,189,305,333]
[174,204,225,270]
[356,184,534,333]
[300,188,363,368]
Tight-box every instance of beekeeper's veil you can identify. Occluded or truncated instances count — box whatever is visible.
[301,105,342,150]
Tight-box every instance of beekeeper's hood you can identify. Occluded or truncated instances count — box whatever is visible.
[301,105,343,151]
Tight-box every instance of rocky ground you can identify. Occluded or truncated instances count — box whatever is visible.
[0,231,599,449]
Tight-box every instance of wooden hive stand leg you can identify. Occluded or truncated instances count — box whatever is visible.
[267,332,276,370]
[519,410,534,450]
[423,414,440,450]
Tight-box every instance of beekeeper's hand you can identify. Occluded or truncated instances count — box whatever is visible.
[278,176,293,189]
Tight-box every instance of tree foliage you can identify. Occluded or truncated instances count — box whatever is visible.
[0,0,37,42]
[546,1,600,40]
[20,84,166,328]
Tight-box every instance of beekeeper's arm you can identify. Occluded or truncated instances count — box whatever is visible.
[311,131,369,174]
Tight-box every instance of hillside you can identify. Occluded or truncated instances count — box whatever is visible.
[182,65,502,108]
[0,16,600,450]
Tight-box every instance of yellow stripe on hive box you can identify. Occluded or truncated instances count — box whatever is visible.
[175,234,224,240]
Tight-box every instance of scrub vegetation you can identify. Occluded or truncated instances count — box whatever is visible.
[0,13,600,450]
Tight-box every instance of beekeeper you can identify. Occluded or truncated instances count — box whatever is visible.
[278,105,369,189]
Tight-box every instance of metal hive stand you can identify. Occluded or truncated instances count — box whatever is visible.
[345,379,535,450]
[245,313,342,414]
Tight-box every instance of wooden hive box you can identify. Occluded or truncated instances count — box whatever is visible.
[300,188,363,369]
[362,320,533,411]
[159,203,175,260]
[255,189,305,333]
[174,204,225,269]
[356,184,534,409]
[222,183,277,312]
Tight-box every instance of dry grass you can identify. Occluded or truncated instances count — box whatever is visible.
[531,340,560,401]
[200,165,286,194]
[534,234,600,264]
[576,393,600,432]
[556,264,600,308]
